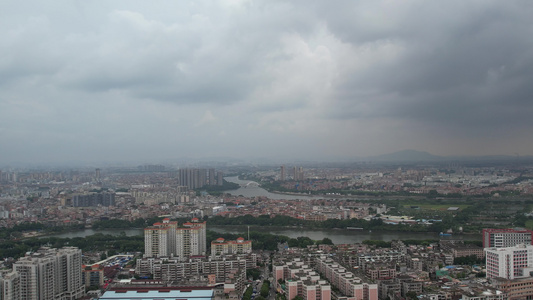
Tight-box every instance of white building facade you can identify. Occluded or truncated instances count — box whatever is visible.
[144,218,206,259]
[485,244,533,279]
[0,270,20,300]
[13,247,84,300]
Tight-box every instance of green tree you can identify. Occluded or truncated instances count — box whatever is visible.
[318,238,333,245]
[362,240,392,248]
[427,190,439,199]
[247,268,261,280]
[260,281,270,297]
[406,291,418,299]
[453,255,483,266]
[243,286,253,300]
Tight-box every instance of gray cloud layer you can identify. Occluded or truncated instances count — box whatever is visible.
[1,0,532,164]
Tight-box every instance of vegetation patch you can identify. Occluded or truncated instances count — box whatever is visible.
[402,204,471,211]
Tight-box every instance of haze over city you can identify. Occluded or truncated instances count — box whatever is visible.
[1,0,533,165]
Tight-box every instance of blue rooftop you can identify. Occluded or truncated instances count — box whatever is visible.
[100,289,214,300]
[445,265,456,269]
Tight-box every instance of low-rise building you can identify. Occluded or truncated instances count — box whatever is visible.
[491,276,533,300]
[135,255,250,291]
[100,287,214,300]
[211,237,252,258]
[82,264,105,288]
[452,245,485,260]
[364,264,396,280]
[274,258,331,300]
[315,256,377,300]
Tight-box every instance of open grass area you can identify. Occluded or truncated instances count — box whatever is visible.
[402,204,471,211]
[525,220,533,230]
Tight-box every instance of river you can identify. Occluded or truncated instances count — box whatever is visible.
[45,177,480,243]
[46,226,480,244]
[224,176,318,200]
[209,226,480,244]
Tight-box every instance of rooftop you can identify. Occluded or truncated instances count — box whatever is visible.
[100,288,214,300]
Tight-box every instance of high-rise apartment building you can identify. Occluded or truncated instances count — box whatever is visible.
[144,218,206,259]
[292,166,304,181]
[485,244,533,279]
[483,228,533,248]
[280,165,286,181]
[72,192,115,207]
[208,168,216,185]
[217,171,224,186]
[178,168,225,189]
[13,247,84,300]
[144,223,170,257]
[0,270,20,300]
[179,168,222,189]
[176,219,206,258]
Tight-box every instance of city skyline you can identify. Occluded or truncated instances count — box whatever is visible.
[1,1,533,164]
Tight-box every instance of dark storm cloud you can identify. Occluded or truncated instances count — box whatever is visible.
[1,0,533,163]
[319,0,533,135]
[56,2,321,105]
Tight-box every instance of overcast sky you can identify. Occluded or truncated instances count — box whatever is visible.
[1,0,532,165]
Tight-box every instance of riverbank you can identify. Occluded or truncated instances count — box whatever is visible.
[210,225,481,244]
[226,176,421,200]
[267,190,317,197]
[42,228,144,239]
[42,225,481,244]
[266,189,383,199]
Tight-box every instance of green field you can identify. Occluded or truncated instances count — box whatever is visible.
[525,220,533,230]
[402,204,471,211]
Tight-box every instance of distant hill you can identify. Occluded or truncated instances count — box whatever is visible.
[366,149,533,163]
[369,150,443,162]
